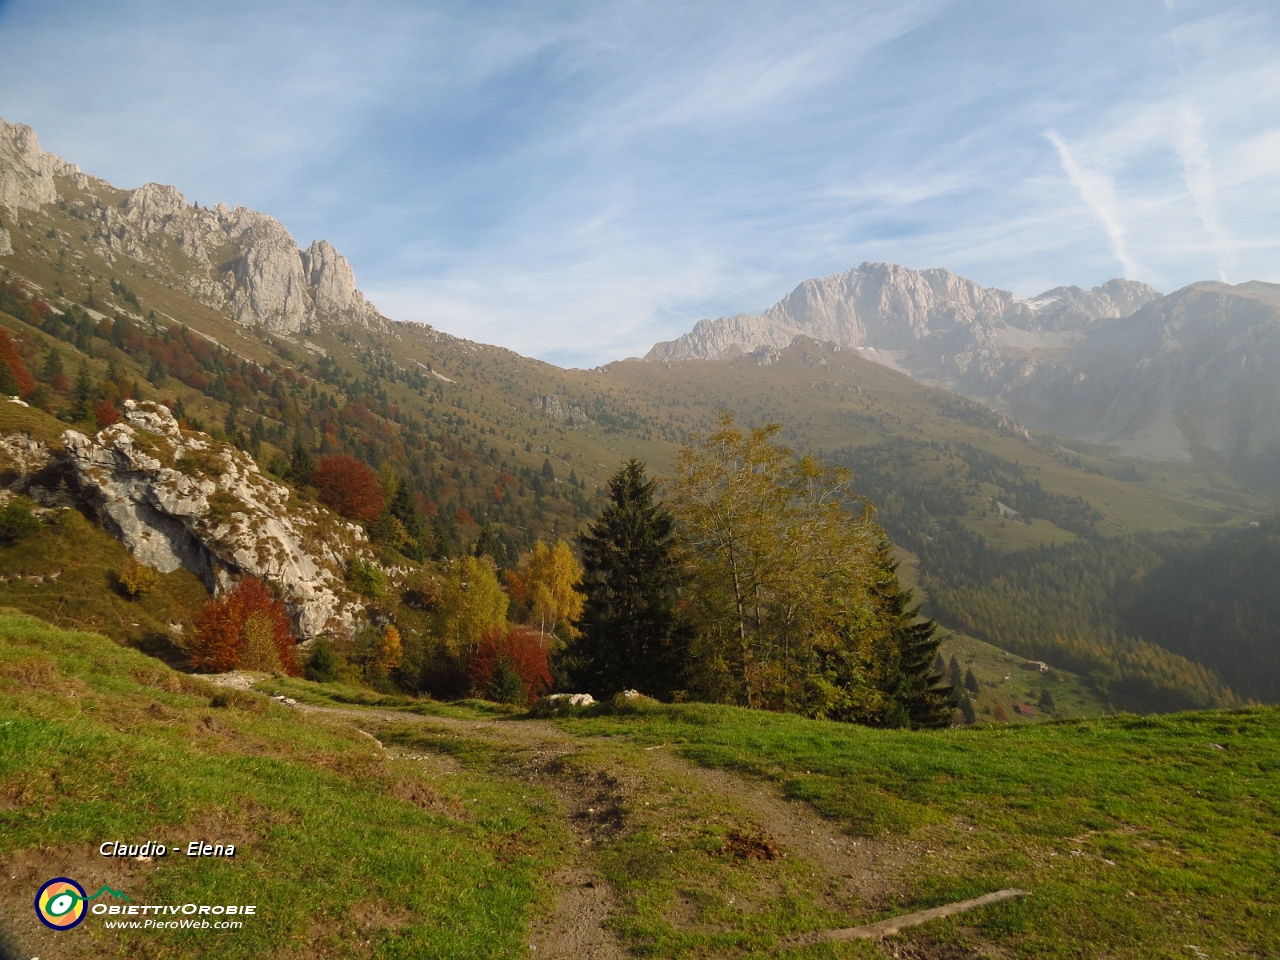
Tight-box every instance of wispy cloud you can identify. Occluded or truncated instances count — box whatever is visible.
[2,0,1279,364]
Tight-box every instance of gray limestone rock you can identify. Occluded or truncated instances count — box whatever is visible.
[645,262,1160,392]
[0,116,385,335]
[0,120,88,212]
[61,400,375,637]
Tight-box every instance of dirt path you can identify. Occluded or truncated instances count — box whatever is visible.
[292,704,917,957]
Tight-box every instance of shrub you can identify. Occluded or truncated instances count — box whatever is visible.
[116,557,159,598]
[468,625,552,705]
[94,397,120,429]
[347,558,386,600]
[0,501,39,546]
[304,637,341,683]
[314,455,384,523]
[189,577,298,674]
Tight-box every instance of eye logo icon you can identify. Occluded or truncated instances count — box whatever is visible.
[35,878,129,930]
[36,878,87,929]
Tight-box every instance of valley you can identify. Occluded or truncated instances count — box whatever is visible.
[0,116,1277,714]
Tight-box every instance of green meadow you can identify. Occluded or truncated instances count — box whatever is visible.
[2,613,1277,959]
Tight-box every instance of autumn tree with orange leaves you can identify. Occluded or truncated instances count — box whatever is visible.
[468,624,552,705]
[0,330,35,399]
[189,578,299,674]
[313,455,384,523]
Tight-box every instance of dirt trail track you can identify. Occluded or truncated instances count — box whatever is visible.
[297,705,918,958]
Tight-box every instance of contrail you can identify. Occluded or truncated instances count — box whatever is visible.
[1046,130,1143,279]
[1175,105,1234,283]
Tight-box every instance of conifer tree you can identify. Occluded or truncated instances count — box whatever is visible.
[964,666,980,694]
[870,542,954,729]
[563,459,688,698]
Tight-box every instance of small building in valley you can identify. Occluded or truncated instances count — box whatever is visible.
[1014,703,1038,718]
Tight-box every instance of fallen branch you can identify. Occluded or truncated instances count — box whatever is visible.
[777,888,1031,948]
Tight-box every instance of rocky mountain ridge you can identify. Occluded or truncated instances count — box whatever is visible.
[0,118,382,334]
[646,262,1280,474]
[647,262,1160,391]
[995,281,1280,469]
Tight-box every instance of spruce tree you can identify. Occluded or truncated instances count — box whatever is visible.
[964,666,980,694]
[871,543,954,729]
[290,436,316,486]
[562,459,688,698]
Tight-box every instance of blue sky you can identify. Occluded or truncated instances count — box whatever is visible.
[2,0,1278,367]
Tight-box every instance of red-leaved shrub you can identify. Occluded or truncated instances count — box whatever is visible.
[94,397,119,429]
[468,625,552,703]
[189,578,298,674]
[0,330,35,398]
[313,455,384,523]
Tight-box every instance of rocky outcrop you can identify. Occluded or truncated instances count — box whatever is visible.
[98,186,384,334]
[0,116,382,333]
[0,121,89,212]
[0,227,12,257]
[61,400,376,636]
[531,395,591,424]
[1021,279,1160,331]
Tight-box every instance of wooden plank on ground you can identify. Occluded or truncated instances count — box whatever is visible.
[777,888,1031,949]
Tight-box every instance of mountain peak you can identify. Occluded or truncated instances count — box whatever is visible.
[644,262,1162,383]
[0,116,382,334]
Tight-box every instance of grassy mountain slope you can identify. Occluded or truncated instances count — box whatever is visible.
[2,615,1277,959]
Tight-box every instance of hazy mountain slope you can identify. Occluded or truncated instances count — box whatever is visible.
[994,282,1280,480]
[648,260,1280,488]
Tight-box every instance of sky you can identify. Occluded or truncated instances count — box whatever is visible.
[1,0,1278,367]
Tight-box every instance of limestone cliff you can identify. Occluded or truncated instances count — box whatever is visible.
[646,262,1160,390]
[0,117,382,334]
[54,401,375,637]
[0,120,89,211]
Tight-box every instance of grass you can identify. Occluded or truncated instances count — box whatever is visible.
[0,612,565,959]
[558,700,1280,959]
[3,611,1276,958]
[0,503,208,658]
[937,630,1111,722]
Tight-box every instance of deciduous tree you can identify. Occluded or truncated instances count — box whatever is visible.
[504,540,585,642]
[434,555,509,658]
[671,413,883,713]
[189,578,298,674]
[468,624,552,705]
[313,455,384,523]
[0,330,34,399]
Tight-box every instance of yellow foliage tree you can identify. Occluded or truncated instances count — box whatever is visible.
[435,555,509,657]
[505,540,585,642]
[672,413,886,712]
[374,624,403,671]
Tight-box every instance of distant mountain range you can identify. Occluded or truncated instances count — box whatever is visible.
[648,263,1280,482]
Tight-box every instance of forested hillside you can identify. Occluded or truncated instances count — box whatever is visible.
[0,139,1276,717]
